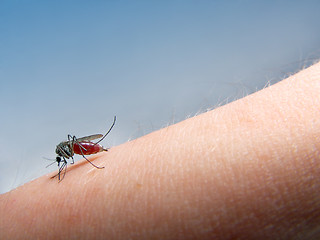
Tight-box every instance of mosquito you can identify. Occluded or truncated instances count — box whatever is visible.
[48,116,116,181]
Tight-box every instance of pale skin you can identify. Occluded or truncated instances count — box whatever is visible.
[1,62,320,239]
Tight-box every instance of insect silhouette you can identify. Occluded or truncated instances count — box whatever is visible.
[48,116,116,181]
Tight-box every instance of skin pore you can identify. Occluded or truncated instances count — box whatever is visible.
[1,62,320,239]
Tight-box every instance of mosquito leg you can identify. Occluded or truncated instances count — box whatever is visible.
[82,155,105,169]
[68,134,87,154]
[68,134,72,141]
[60,161,67,181]
[75,140,104,169]
[50,158,62,179]
[50,164,63,180]
[58,159,67,181]
[72,135,88,151]
[51,158,68,180]
[92,116,116,146]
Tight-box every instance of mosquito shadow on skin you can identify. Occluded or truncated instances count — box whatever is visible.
[49,153,107,181]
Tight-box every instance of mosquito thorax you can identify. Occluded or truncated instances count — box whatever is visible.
[56,141,73,158]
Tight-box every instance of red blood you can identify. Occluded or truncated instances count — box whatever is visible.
[73,141,104,155]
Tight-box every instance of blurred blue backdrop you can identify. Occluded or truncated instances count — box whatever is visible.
[1,1,320,193]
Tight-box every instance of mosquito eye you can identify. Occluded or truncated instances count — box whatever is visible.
[56,157,61,162]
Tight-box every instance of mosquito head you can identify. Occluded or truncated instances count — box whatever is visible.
[56,156,62,165]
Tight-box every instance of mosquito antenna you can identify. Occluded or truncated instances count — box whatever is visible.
[43,157,58,168]
[93,116,116,146]
[46,161,57,168]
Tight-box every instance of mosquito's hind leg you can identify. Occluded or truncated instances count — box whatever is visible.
[68,135,105,169]
[75,143,105,169]
[83,155,105,169]
[92,116,116,146]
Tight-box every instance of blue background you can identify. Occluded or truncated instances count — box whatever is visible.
[1,1,320,193]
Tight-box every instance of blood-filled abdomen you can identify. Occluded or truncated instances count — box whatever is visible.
[73,142,104,155]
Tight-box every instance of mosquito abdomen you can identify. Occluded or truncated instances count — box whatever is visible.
[73,142,104,155]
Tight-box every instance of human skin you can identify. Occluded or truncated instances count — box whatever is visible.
[1,63,320,239]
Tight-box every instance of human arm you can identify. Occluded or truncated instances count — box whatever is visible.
[1,62,320,239]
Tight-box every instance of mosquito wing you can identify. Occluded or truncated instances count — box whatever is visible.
[76,134,103,142]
